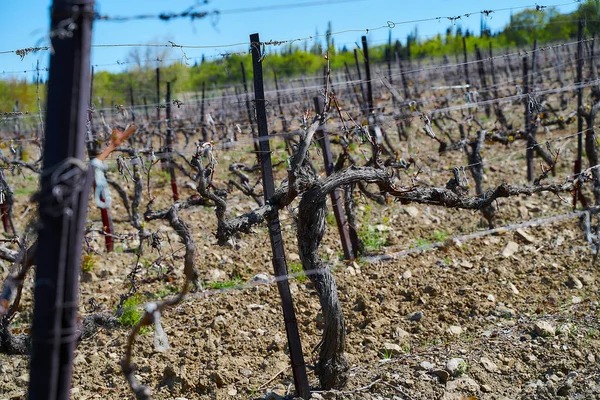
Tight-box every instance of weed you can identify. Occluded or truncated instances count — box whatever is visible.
[81,253,97,273]
[118,294,144,328]
[208,277,242,290]
[401,342,412,354]
[359,206,388,251]
[432,230,449,241]
[325,213,336,226]
[379,348,393,360]
[455,360,469,376]
[150,284,179,299]
[415,238,430,247]
[288,261,306,282]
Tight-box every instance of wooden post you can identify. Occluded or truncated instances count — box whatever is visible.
[29,1,94,399]
[273,68,289,133]
[314,96,353,260]
[13,101,20,137]
[489,42,499,99]
[344,62,364,109]
[361,36,374,116]
[165,82,179,201]
[474,44,490,118]
[575,17,585,208]
[462,36,470,88]
[128,87,136,123]
[156,67,161,122]
[200,81,207,142]
[142,95,149,121]
[523,56,533,182]
[353,48,367,116]
[88,69,114,252]
[397,53,410,101]
[241,61,260,164]
[527,40,538,182]
[250,33,310,400]
[387,30,395,109]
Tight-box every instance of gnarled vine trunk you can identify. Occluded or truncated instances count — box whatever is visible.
[297,185,348,389]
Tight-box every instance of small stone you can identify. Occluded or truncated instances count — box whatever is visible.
[534,321,555,337]
[487,294,496,302]
[227,388,237,396]
[393,327,410,339]
[431,369,450,383]
[508,282,520,295]
[73,354,87,365]
[572,296,583,304]
[184,181,197,190]
[81,271,96,283]
[402,270,412,279]
[346,266,356,276]
[403,206,420,218]
[447,325,463,336]
[446,377,480,393]
[382,342,403,356]
[407,311,424,322]
[495,305,516,318]
[446,358,468,377]
[239,369,253,377]
[251,273,272,284]
[579,274,595,286]
[247,304,264,311]
[501,241,519,257]
[567,275,583,290]
[206,268,227,282]
[419,361,435,371]
[480,357,499,373]
[516,229,536,243]
[481,384,492,393]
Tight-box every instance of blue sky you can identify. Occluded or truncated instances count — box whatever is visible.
[0,0,580,80]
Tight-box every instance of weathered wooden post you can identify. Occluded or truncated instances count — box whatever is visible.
[523,55,533,182]
[155,67,161,122]
[29,1,94,399]
[314,96,354,259]
[474,44,490,118]
[128,86,136,124]
[361,36,374,116]
[250,33,310,400]
[462,36,470,88]
[575,17,585,208]
[241,61,260,164]
[353,48,367,116]
[89,68,113,252]
[165,82,179,201]
[200,81,207,142]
